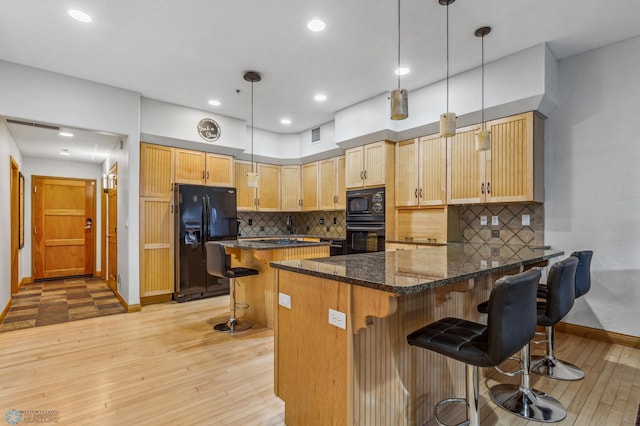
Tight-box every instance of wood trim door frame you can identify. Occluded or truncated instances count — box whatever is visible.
[10,157,19,294]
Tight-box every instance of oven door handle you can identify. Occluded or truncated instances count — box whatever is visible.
[346,225,385,231]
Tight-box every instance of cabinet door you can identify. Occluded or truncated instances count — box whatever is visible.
[301,162,319,211]
[281,165,302,211]
[319,158,337,210]
[336,156,346,209]
[345,146,365,189]
[419,135,447,205]
[235,161,256,211]
[175,149,206,184]
[363,141,386,187]
[257,163,281,211]
[485,112,536,203]
[205,153,234,187]
[395,139,419,207]
[140,197,174,297]
[140,143,174,198]
[447,126,483,204]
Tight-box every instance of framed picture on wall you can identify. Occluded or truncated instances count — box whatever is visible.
[19,172,24,249]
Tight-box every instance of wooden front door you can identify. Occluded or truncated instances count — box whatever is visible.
[33,177,96,279]
[107,164,118,291]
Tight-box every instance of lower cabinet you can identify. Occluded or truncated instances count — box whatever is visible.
[139,197,174,303]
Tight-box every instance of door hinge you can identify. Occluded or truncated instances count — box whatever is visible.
[33,186,37,193]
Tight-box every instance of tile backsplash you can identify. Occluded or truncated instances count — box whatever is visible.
[238,211,346,238]
[459,203,544,246]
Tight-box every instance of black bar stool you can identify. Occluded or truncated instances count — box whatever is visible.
[407,269,541,426]
[489,256,577,423]
[205,241,259,333]
[532,250,592,380]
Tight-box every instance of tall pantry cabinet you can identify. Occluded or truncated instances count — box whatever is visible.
[139,143,175,304]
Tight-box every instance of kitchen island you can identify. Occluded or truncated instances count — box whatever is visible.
[218,238,329,329]
[270,243,563,425]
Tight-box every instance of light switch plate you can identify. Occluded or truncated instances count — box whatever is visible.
[278,292,291,309]
[492,216,499,226]
[480,216,488,226]
[492,261,500,268]
[522,214,531,226]
[480,260,488,268]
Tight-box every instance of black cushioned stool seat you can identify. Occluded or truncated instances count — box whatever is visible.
[205,241,259,333]
[531,251,592,380]
[407,268,541,426]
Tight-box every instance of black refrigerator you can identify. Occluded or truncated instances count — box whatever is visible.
[174,184,238,302]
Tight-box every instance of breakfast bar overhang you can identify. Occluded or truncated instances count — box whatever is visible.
[270,243,563,425]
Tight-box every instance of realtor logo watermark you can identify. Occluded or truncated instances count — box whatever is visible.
[5,409,59,424]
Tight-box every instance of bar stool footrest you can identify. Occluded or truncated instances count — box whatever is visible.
[434,397,469,426]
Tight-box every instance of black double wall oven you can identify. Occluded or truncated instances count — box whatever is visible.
[345,187,385,254]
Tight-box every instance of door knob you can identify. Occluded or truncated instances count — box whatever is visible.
[84,218,93,229]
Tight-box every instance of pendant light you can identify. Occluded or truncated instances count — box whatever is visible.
[390,0,408,120]
[475,26,491,151]
[439,0,456,137]
[244,71,261,188]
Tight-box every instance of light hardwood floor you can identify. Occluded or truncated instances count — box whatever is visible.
[0,295,638,425]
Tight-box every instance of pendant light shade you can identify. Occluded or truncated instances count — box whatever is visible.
[244,71,261,188]
[474,26,491,151]
[390,0,408,120]
[439,0,456,137]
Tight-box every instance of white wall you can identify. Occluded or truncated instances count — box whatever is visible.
[545,35,640,337]
[0,120,22,310]
[20,158,103,280]
[0,60,141,306]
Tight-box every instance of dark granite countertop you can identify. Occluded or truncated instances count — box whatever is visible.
[219,238,330,251]
[270,242,563,294]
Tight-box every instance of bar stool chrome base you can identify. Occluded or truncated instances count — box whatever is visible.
[531,355,584,381]
[489,384,566,423]
[213,317,252,333]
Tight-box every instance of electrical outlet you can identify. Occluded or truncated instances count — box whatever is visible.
[260,226,265,231]
[522,214,531,226]
[480,260,488,268]
[492,216,499,226]
[319,218,325,225]
[480,216,488,226]
[492,261,500,268]
[248,218,253,225]
[326,226,330,232]
[491,248,500,256]
[328,308,346,329]
[491,230,500,238]
[333,217,337,225]
[278,292,292,309]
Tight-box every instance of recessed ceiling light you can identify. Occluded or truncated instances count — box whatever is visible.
[281,119,292,125]
[307,19,326,32]
[59,149,71,156]
[59,131,74,137]
[395,67,410,76]
[68,9,92,23]
[208,99,221,106]
[314,94,327,101]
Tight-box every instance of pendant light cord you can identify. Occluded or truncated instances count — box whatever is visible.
[251,79,254,173]
[397,0,401,90]
[481,33,485,130]
[446,2,449,112]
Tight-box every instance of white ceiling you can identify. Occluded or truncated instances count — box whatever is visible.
[2,0,640,162]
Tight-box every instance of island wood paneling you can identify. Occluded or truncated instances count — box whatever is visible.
[229,245,329,329]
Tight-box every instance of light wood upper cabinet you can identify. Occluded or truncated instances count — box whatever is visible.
[346,141,393,189]
[257,163,281,211]
[234,161,281,211]
[205,153,234,187]
[319,156,346,210]
[447,112,543,204]
[281,165,302,211]
[395,136,446,207]
[302,162,319,211]
[235,160,255,211]
[174,149,206,184]
[140,143,174,197]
